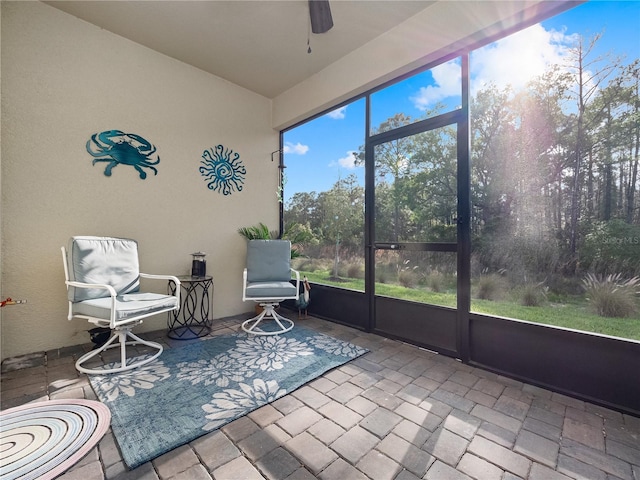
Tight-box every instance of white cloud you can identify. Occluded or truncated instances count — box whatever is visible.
[410,24,580,109]
[326,106,347,119]
[283,142,309,155]
[471,24,577,95]
[411,60,461,110]
[330,151,359,169]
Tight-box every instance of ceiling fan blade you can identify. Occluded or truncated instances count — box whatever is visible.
[309,0,333,34]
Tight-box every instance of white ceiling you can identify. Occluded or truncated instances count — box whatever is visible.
[45,0,436,99]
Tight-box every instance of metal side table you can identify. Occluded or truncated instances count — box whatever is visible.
[167,275,213,339]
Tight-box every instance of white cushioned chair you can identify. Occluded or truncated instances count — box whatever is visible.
[241,239,300,335]
[62,236,180,374]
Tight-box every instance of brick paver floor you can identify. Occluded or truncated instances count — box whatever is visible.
[1,315,639,480]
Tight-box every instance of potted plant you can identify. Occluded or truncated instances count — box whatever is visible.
[237,222,311,259]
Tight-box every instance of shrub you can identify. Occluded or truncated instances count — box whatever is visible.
[518,282,548,307]
[476,274,505,301]
[294,258,326,272]
[375,261,396,284]
[396,259,419,288]
[346,262,364,279]
[473,235,561,285]
[582,273,640,318]
[398,270,418,288]
[546,274,583,296]
[426,272,445,292]
[581,221,640,276]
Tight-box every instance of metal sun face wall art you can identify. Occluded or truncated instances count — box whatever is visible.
[199,145,246,195]
[87,130,160,179]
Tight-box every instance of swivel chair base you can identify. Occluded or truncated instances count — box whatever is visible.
[242,303,294,336]
[75,325,163,374]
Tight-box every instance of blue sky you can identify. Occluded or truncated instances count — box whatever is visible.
[282,1,640,203]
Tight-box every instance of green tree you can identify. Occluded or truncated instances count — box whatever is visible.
[564,33,618,262]
[369,113,416,242]
[408,126,458,241]
[470,84,517,237]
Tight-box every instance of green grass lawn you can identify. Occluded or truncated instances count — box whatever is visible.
[301,270,640,341]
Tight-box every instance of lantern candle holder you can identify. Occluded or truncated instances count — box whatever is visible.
[191,252,207,277]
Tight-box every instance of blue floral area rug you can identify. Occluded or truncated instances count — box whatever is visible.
[88,325,368,469]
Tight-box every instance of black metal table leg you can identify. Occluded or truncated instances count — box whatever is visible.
[167,275,213,339]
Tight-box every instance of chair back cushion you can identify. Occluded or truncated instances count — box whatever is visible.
[67,236,140,302]
[246,240,291,282]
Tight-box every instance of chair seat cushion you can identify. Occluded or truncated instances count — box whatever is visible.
[245,281,297,299]
[72,293,178,322]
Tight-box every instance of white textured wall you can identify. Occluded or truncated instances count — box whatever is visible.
[1,1,278,359]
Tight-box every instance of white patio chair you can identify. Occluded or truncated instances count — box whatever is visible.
[61,236,180,374]
[241,239,300,335]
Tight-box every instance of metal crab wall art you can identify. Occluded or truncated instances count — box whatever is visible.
[199,145,246,195]
[87,130,160,179]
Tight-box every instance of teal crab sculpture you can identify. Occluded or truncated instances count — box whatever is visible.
[87,130,160,179]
